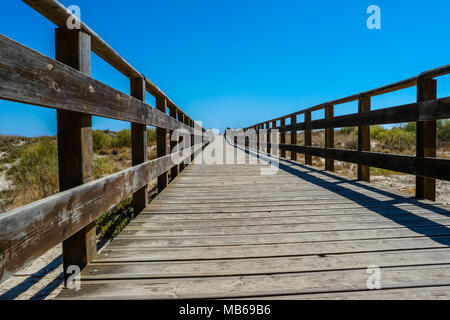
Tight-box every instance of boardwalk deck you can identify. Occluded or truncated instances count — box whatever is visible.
[57,137,450,299]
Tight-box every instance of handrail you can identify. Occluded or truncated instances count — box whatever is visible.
[246,64,450,127]
[0,1,212,286]
[23,0,198,126]
[239,65,450,204]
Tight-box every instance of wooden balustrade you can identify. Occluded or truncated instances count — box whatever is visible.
[242,65,450,200]
[0,0,210,285]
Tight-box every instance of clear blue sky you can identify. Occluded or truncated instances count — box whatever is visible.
[1,0,449,136]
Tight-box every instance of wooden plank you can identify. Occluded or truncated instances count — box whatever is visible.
[130,78,148,215]
[95,236,450,262]
[278,144,450,181]
[82,249,450,280]
[54,28,96,282]
[305,111,312,165]
[0,34,195,133]
[325,105,334,171]
[56,265,450,299]
[156,97,168,192]
[169,106,179,180]
[358,95,371,182]
[23,0,202,128]
[107,225,450,248]
[276,97,450,132]
[236,285,450,300]
[0,143,203,284]
[280,119,286,158]
[290,115,297,161]
[416,79,437,201]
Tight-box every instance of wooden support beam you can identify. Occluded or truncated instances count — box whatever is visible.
[305,111,312,165]
[266,122,271,154]
[169,107,179,180]
[190,119,195,162]
[290,115,297,161]
[416,79,437,201]
[178,113,185,172]
[358,96,371,182]
[130,78,148,215]
[272,120,277,156]
[55,28,96,283]
[280,119,286,158]
[156,97,168,192]
[325,105,334,171]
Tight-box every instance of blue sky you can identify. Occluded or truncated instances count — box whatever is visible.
[1,0,449,136]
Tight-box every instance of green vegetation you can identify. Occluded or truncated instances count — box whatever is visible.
[7,138,59,199]
[337,120,450,152]
[96,198,134,239]
[92,128,156,152]
[0,129,158,239]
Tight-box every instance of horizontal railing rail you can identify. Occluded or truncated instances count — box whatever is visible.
[239,65,450,203]
[0,143,206,283]
[0,0,211,285]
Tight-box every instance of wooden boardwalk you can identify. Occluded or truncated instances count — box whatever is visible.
[57,137,450,299]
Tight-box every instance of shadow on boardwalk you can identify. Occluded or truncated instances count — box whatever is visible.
[233,141,450,247]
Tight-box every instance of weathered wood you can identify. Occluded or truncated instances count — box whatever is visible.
[280,120,286,158]
[245,64,450,128]
[266,122,271,154]
[279,144,450,180]
[290,115,297,161]
[156,97,168,192]
[56,264,450,299]
[55,28,96,282]
[169,106,179,180]
[178,113,186,172]
[304,111,312,165]
[82,249,450,280]
[358,95,370,182]
[131,78,148,215]
[325,105,334,171]
[0,34,195,133]
[276,97,450,131]
[0,143,203,284]
[416,79,437,201]
[23,0,202,128]
[55,137,450,299]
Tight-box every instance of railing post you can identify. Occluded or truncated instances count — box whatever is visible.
[255,125,259,152]
[325,105,334,171]
[290,115,297,161]
[169,106,179,181]
[266,122,271,154]
[178,113,185,172]
[190,119,195,162]
[305,111,312,165]
[416,78,437,201]
[55,29,96,282]
[130,78,148,215]
[272,120,276,156]
[280,118,286,158]
[156,96,168,192]
[358,95,371,182]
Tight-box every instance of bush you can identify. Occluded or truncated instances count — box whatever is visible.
[437,119,450,142]
[7,139,59,199]
[339,127,357,135]
[147,129,156,144]
[93,130,112,152]
[111,129,131,148]
[93,157,117,179]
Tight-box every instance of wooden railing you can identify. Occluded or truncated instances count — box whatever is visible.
[0,0,211,284]
[239,65,450,200]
